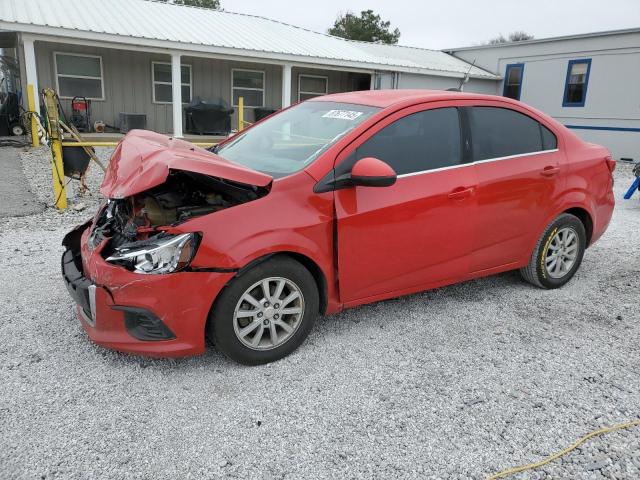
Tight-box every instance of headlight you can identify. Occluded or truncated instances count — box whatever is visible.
[106,233,199,274]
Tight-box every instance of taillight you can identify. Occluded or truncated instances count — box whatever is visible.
[605,155,616,173]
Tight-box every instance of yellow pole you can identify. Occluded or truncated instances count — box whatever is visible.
[238,96,244,131]
[50,140,67,209]
[43,89,67,210]
[27,84,39,147]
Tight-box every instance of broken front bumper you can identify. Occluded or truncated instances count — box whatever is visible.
[61,221,235,357]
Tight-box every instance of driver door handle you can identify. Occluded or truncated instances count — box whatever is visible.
[448,186,475,200]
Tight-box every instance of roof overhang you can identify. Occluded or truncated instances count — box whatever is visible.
[3,21,500,80]
[445,27,640,52]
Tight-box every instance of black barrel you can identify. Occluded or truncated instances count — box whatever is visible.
[62,141,92,179]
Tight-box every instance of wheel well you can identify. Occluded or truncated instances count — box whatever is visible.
[282,253,328,315]
[204,252,329,342]
[229,252,328,315]
[564,207,593,245]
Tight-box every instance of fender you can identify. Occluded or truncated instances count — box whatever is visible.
[521,190,596,264]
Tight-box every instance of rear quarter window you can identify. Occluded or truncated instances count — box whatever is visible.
[541,124,558,150]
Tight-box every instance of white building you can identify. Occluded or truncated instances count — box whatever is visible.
[446,28,640,162]
[1,0,636,160]
[0,0,497,136]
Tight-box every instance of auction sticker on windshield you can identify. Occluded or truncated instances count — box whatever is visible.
[322,110,364,121]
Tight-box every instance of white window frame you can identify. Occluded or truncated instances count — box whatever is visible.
[298,74,328,101]
[231,68,265,108]
[54,52,105,101]
[151,61,192,105]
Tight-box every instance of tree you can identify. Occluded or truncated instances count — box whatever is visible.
[328,10,400,44]
[487,34,507,45]
[158,0,220,9]
[487,31,534,45]
[508,31,534,42]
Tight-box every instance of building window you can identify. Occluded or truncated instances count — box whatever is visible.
[232,69,264,107]
[54,52,104,100]
[502,63,524,100]
[152,62,192,104]
[298,74,328,101]
[563,59,591,107]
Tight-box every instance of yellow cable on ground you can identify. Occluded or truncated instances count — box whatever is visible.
[486,419,640,479]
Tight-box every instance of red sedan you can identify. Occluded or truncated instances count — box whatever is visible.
[62,90,615,364]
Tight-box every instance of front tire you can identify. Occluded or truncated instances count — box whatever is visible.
[520,213,586,289]
[207,256,319,365]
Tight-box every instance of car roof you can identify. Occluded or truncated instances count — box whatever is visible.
[310,89,511,108]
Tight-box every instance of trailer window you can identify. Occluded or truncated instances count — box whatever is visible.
[503,64,524,100]
[563,59,592,107]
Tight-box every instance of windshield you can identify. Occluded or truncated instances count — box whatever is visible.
[215,101,380,178]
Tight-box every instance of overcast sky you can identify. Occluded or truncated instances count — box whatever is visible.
[223,0,640,49]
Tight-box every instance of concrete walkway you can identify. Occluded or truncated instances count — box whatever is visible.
[0,147,44,218]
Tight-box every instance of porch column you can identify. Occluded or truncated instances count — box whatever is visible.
[281,64,292,108]
[171,52,183,138]
[23,37,40,116]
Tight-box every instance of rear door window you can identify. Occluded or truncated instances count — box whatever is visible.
[355,107,461,175]
[469,107,552,161]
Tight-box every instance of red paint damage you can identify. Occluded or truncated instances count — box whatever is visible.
[101,130,271,199]
[61,91,615,359]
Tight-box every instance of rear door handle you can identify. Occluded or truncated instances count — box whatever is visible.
[448,186,475,200]
[541,166,560,177]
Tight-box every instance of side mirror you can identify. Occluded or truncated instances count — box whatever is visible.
[350,157,397,188]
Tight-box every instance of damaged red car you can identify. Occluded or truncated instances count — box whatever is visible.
[62,90,615,364]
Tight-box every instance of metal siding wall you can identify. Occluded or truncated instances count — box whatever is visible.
[34,41,174,132]
[397,73,458,90]
[33,42,286,133]
[451,33,640,161]
[463,78,498,94]
[379,72,497,94]
[376,73,395,89]
[495,49,640,161]
[451,32,640,74]
[185,56,282,125]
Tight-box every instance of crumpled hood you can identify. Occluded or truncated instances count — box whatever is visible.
[100,130,272,198]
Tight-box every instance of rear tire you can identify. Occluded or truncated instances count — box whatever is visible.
[520,213,586,289]
[207,256,319,365]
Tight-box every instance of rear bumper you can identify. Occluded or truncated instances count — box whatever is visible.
[590,185,615,246]
[61,221,235,357]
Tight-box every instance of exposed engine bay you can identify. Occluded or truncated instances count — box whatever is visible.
[89,169,269,257]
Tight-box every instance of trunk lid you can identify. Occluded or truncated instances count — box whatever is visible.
[100,130,272,198]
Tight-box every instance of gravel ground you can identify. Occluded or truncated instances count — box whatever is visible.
[0,147,43,218]
[1,151,639,480]
[19,146,109,214]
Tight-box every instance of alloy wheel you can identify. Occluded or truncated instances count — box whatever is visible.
[545,227,579,279]
[232,277,305,351]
